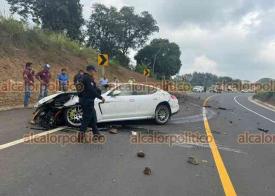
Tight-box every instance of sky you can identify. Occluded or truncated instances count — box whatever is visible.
[1,0,275,81]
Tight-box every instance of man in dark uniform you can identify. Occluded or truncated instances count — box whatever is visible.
[77,65,105,142]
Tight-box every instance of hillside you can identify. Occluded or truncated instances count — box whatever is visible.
[0,17,155,107]
[256,78,275,84]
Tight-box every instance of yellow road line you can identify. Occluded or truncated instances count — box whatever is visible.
[203,96,237,196]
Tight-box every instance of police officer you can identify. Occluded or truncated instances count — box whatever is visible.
[77,65,105,142]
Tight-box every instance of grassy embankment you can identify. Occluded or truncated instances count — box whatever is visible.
[0,17,154,107]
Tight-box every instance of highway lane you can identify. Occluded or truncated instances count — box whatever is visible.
[205,93,275,196]
[0,93,274,196]
[0,95,223,196]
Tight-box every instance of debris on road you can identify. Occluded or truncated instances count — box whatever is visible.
[131,131,137,136]
[229,121,233,124]
[187,156,200,165]
[204,105,212,108]
[258,128,269,133]
[218,107,227,110]
[137,151,145,158]
[201,160,208,163]
[143,167,152,175]
[109,128,118,134]
[212,130,221,134]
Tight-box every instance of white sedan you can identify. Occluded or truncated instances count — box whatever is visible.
[33,83,180,128]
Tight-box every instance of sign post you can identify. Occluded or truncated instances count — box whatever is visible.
[143,68,150,83]
[98,54,109,77]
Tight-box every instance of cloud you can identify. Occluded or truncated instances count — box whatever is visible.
[259,41,275,64]
[185,55,220,75]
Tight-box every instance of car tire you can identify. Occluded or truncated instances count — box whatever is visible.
[64,105,82,127]
[155,104,171,125]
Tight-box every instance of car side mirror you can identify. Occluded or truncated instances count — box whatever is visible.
[112,90,121,96]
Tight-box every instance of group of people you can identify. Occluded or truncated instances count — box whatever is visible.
[23,62,71,107]
[23,62,51,107]
[22,62,120,142]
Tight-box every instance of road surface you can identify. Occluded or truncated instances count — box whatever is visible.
[0,93,274,196]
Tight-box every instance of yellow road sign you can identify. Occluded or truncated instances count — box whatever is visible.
[98,54,109,66]
[144,68,150,77]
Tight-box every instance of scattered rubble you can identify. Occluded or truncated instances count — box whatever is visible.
[187,156,200,165]
[143,167,152,175]
[212,130,221,134]
[258,128,269,133]
[131,131,137,136]
[109,128,118,134]
[137,151,145,158]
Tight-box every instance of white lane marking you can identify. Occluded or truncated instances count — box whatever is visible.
[234,96,275,124]
[0,126,67,151]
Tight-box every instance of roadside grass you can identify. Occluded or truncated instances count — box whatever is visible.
[253,92,275,105]
[0,16,97,61]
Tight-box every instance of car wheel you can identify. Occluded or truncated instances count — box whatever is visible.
[155,104,170,125]
[64,105,82,127]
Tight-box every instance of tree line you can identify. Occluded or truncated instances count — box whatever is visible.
[180,72,241,88]
[7,0,182,78]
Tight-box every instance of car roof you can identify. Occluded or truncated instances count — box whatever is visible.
[109,82,160,89]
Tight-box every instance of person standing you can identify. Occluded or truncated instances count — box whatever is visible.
[113,76,119,83]
[36,64,51,100]
[23,62,35,107]
[57,68,69,92]
[99,75,109,89]
[73,69,84,86]
[77,65,105,142]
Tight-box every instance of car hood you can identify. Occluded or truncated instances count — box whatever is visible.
[34,92,63,107]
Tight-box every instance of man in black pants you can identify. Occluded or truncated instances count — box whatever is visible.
[77,65,105,143]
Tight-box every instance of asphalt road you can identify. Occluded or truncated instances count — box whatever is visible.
[0,93,274,196]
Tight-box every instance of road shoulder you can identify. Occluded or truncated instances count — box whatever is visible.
[248,96,275,112]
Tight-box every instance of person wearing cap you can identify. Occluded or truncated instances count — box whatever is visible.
[23,62,35,107]
[77,65,105,142]
[36,64,51,100]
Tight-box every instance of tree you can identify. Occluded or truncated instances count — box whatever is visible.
[135,39,182,79]
[118,7,159,55]
[86,4,159,65]
[7,0,84,41]
[135,64,148,74]
[86,4,121,56]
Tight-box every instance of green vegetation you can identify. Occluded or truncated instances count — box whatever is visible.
[0,17,96,61]
[86,3,159,67]
[4,1,181,77]
[254,92,275,105]
[6,0,84,41]
[135,39,181,79]
[256,78,274,84]
[182,72,241,88]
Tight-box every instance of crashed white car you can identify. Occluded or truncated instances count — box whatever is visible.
[33,83,179,128]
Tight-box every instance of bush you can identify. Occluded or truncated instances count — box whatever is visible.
[0,16,96,59]
[254,92,275,102]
